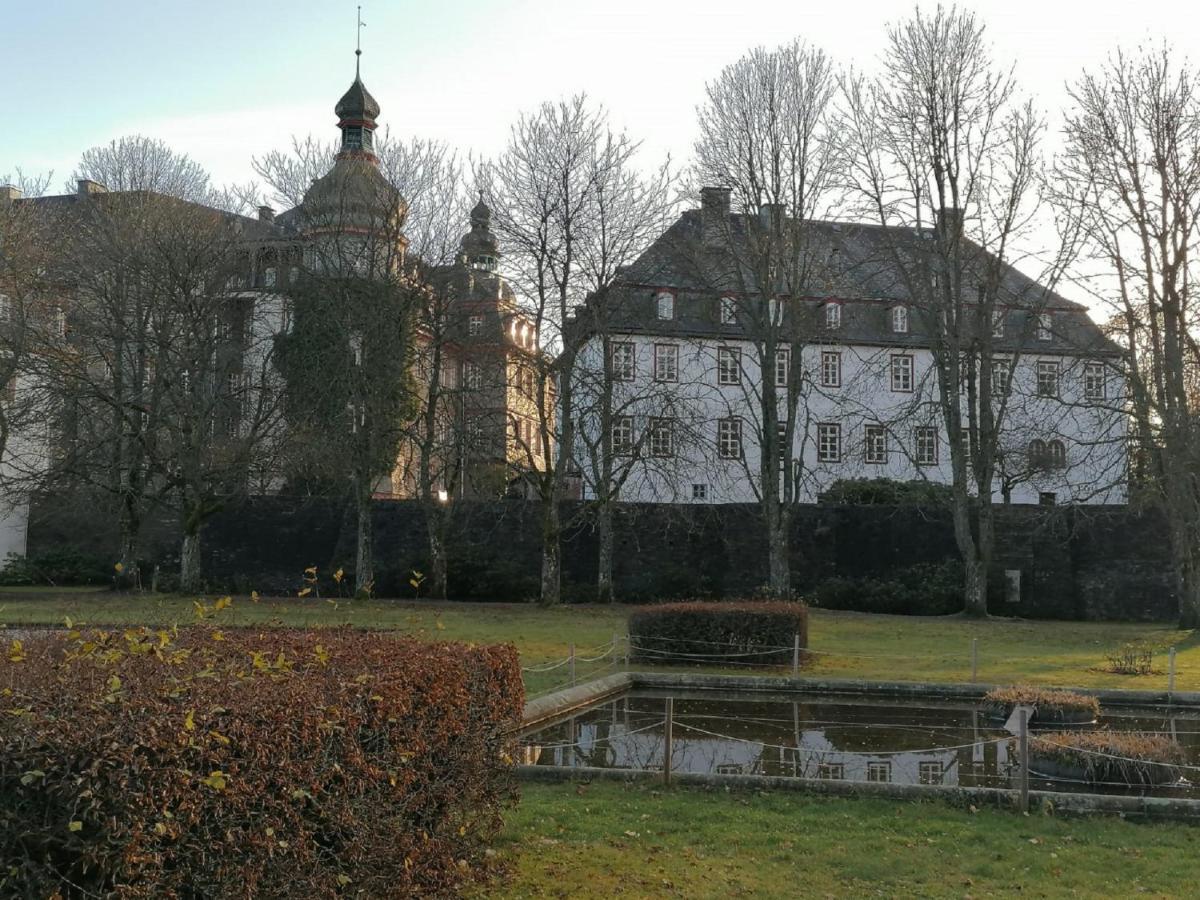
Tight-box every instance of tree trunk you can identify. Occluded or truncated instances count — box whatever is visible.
[597,502,615,603]
[540,500,561,606]
[427,503,448,601]
[179,528,202,594]
[962,553,987,618]
[766,506,791,597]
[355,494,373,596]
[1179,562,1200,629]
[116,494,140,589]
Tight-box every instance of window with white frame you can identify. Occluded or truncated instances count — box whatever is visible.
[991,359,1010,395]
[918,761,944,785]
[775,347,790,387]
[654,343,679,383]
[915,426,938,465]
[464,361,484,390]
[817,762,845,780]
[820,350,841,388]
[720,295,738,325]
[1036,360,1060,397]
[1037,313,1052,341]
[717,346,741,385]
[649,417,675,457]
[717,417,742,459]
[264,267,277,288]
[991,309,1005,338]
[825,302,842,329]
[866,761,891,783]
[288,265,300,284]
[611,416,633,455]
[1047,439,1066,469]
[656,290,675,320]
[891,305,908,333]
[692,483,709,501]
[1084,361,1106,400]
[864,425,887,464]
[890,354,913,392]
[610,342,635,381]
[767,296,781,325]
[468,314,483,336]
[349,331,364,367]
[817,423,841,463]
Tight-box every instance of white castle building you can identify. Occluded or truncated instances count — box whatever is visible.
[567,188,1127,506]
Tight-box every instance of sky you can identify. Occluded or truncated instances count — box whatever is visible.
[2,0,1194,196]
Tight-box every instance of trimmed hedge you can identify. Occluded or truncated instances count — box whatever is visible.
[628,601,808,666]
[810,559,964,616]
[1,625,523,898]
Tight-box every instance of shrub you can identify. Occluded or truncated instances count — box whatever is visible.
[0,546,113,586]
[820,477,954,506]
[810,559,963,616]
[0,625,523,898]
[983,684,1100,724]
[1105,642,1154,675]
[628,600,808,666]
[1029,730,1184,786]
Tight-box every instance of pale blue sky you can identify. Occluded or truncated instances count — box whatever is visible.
[2,0,1194,191]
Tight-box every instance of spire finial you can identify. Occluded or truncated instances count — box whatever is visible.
[355,6,365,78]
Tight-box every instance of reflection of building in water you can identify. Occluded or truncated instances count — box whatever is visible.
[532,717,1013,788]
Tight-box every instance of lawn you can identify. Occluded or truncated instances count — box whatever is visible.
[3,590,1199,897]
[478,781,1199,899]
[1,590,1196,693]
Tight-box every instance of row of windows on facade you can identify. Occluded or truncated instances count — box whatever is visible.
[609,342,1108,400]
[445,361,538,396]
[611,416,1069,470]
[466,314,539,350]
[654,290,1059,340]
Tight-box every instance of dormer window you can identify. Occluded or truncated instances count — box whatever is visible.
[264,267,277,288]
[1037,313,1052,341]
[720,295,737,325]
[825,302,842,329]
[468,315,483,336]
[656,290,675,321]
[991,310,1004,338]
[891,305,908,333]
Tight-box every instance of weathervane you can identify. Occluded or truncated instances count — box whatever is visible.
[355,5,365,76]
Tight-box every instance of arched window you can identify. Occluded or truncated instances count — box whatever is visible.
[656,290,675,320]
[1028,439,1047,468]
[1047,440,1066,469]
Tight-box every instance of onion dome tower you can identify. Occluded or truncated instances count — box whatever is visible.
[459,195,500,271]
[300,44,406,247]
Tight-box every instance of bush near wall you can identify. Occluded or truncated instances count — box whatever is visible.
[0,546,113,586]
[628,601,808,666]
[0,625,523,898]
[809,559,964,615]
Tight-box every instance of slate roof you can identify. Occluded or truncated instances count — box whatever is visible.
[576,209,1119,357]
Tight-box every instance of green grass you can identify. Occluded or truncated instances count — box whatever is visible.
[3,591,1199,896]
[1,592,1195,692]
[476,781,1199,899]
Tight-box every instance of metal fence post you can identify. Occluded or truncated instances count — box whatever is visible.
[1169,646,1177,699]
[792,633,801,676]
[663,697,674,786]
[1018,708,1030,814]
[569,643,576,688]
[971,638,979,684]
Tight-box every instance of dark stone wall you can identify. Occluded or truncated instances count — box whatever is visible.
[26,496,1178,621]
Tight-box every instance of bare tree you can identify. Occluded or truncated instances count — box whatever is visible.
[840,5,1066,616]
[483,95,671,605]
[686,39,842,595]
[1058,44,1200,626]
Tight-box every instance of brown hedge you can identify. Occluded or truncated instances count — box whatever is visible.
[0,625,523,898]
[628,601,808,666]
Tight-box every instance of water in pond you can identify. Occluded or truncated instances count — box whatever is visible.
[522,690,1200,799]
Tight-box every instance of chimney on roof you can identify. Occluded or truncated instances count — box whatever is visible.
[758,202,785,233]
[700,186,731,245]
[937,207,964,239]
[0,184,22,204]
[77,179,108,196]
[257,205,276,223]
